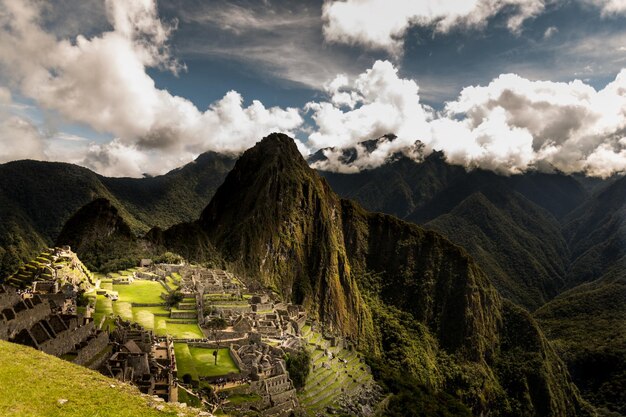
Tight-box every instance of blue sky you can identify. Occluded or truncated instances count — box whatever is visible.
[0,0,626,177]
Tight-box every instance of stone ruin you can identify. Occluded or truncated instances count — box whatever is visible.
[226,336,299,417]
[105,319,178,402]
[0,284,110,370]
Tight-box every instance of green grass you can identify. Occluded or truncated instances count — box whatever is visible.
[174,343,199,383]
[226,393,261,405]
[188,347,240,377]
[92,279,203,338]
[163,322,204,339]
[114,280,165,304]
[0,340,201,417]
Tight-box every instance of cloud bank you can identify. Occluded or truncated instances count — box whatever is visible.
[308,61,626,177]
[322,0,546,55]
[0,0,303,176]
[0,0,624,178]
[322,0,626,55]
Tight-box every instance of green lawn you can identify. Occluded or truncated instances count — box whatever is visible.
[188,347,240,377]
[174,345,240,381]
[114,280,166,304]
[174,343,200,383]
[164,322,204,339]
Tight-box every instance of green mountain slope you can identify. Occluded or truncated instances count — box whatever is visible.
[426,190,569,310]
[535,269,626,415]
[0,340,202,417]
[0,153,234,277]
[155,133,592,416]
[563,176,626,287]
[321,153,585,310]
[55,198,150,272]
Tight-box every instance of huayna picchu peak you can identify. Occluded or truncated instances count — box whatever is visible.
[141,133,594,416]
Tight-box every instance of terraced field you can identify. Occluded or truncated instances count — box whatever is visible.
[298,326,373,416]
[92,275,204,339]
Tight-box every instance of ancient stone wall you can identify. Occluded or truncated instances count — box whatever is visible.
[72,330,109,366]
[1,297,51,340]
[39,319,94,357]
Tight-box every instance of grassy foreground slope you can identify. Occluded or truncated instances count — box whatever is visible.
[0,340,201,417]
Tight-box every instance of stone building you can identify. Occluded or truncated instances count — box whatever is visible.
[0,284,111,370]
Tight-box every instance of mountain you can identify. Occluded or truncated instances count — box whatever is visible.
[563,175,626,288]
[535,269,626,415]
[318,150,590,310]
[154,133,592,416]
[55,198,149,272]
[0,152,234,277]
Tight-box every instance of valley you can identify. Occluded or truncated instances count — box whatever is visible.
[0,133,622,417]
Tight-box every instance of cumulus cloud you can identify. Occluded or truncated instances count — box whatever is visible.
[0,87,47,163]
[307,60,626,177]
[0,0,304,177]
[322,0,626,55]
[322,0,545,55]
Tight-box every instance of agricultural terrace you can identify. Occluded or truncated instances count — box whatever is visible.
[91,270,204,340]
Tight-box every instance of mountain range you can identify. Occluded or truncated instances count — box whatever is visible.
[0,133,623,415]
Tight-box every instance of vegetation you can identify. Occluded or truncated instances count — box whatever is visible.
[116,280,167,304]
[0,152,234,277]
[174,344,239,385]
[285,348,311,390]
[153,251,184,264]
[0,340,201,417]
[164,290,184,307]
[368,358,472,417]
[535,270,626,415]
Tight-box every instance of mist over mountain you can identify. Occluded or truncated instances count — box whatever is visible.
[315,139,621,311]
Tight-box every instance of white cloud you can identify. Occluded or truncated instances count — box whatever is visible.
[544,26,558,38]
[0,0,304,177]
[322,0,545,55]
[0,87,47,163]
[584,0,626,15]
[306,60,431,151]
[322,0,626,55]
[307,60,626,177]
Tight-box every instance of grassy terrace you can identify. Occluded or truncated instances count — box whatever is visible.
[0,340,201,417]
[174,345,240,384]
[114,280,166,304]
[92,276,204,339]
[298,327,373,416]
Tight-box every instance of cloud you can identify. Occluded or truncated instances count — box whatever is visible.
[322,0,626,55]
[322,0,545,55]
[0,0,304,177]
[584,0,626,15]
[175,0,363,90]
[0,87,47,163]
[307,60,626,177]
[544,26,558,38]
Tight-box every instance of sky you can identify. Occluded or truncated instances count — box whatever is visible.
[1,0,626,177]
